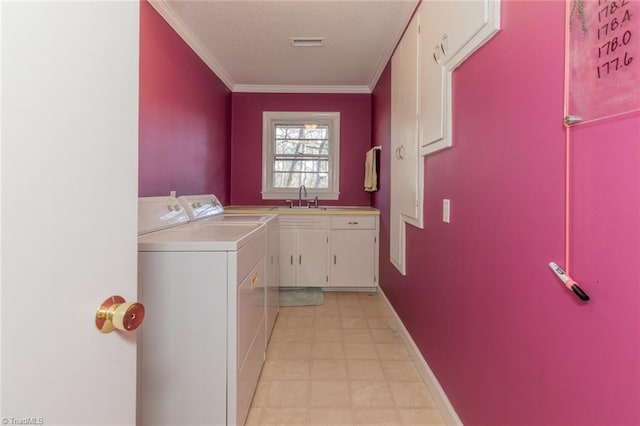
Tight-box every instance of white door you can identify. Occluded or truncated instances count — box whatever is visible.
[1,2,140,425]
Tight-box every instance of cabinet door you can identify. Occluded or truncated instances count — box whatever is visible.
[419,0,500,156]
[391,13,420,221]
[266,220,280,341]
[419,6,446,148]
[439,1,492,63]
[330,230,375,287]
[390,10,422,275]
[296,230,328,287]
[279,229,297,287]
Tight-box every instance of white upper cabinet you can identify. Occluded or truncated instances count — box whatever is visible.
[389,1,500,275]
[419,0,501,156]
[419,9,447,148]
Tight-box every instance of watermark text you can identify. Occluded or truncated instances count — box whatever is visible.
[2,417,45,425]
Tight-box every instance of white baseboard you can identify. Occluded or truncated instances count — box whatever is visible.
[379,288,463,426]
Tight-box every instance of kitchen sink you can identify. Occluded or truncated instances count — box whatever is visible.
[269,205,316,210]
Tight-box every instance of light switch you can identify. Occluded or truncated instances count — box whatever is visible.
[442,199,450,223]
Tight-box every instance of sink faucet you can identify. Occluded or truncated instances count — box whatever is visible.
[298,184,307,206]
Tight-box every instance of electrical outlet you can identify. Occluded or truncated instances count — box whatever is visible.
[443,199,450,223]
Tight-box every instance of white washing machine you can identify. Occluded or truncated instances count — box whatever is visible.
[137,196,266,426]
[178,194,280,344]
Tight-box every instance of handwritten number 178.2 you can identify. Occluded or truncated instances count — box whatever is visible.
[599,0,630,22]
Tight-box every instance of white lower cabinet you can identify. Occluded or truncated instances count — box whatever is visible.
[279,214,379,288]
[281,228,329,287]
[280,216,330,287]
[330,232,375,287]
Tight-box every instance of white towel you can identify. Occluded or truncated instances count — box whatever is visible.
[364,148,378,192]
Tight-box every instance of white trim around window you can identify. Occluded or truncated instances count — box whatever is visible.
[262,111,340,200]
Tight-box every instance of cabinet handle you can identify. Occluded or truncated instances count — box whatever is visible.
[299,255,302,265]
[395,147,401,160]
[334,255,337,265]
[348,221,359,225]
[440,33,448,56]
[433,45,443,64]
[397,145,405,159]
[290,255,293,265]
[439,41,447,56]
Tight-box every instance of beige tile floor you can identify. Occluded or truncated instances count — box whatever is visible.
[246,291,446,426]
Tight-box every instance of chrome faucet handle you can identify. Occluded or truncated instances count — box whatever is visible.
[306,196,319,208]
[285,199,295,208]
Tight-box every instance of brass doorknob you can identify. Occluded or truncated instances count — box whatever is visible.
[95,295,145,333]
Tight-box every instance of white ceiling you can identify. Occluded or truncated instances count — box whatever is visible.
[150,0,419,93]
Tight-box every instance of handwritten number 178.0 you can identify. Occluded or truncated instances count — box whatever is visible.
[599,31,632,57]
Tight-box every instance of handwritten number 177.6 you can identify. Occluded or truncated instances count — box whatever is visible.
[597,52,634,78]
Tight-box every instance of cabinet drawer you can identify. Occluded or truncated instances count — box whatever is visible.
[331,216,376,230]
[279,215,329,229]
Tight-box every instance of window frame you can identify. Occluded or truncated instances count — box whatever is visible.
[262,111,340,200]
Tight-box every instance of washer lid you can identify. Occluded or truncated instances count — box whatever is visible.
[138,196,189,235]
[178,194,223,221]
[138,222,264,252]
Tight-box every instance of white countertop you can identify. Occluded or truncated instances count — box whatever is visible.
[224,205,380,216]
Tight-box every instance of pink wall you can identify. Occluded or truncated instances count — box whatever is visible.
[373,1,640,425]
[230,93,371,206]
[139,1,231,202]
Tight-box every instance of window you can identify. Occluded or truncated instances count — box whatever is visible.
[262,112,340,200]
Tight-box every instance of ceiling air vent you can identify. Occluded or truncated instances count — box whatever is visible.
[290,37,325,47]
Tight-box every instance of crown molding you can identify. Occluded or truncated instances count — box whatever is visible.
[233,84,372,94]
[148,0,235,91]
[148,0,409,95]
[368,0,419,91]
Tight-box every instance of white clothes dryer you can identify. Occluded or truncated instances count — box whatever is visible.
[137,196,266,426]
[178,194,280,344]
